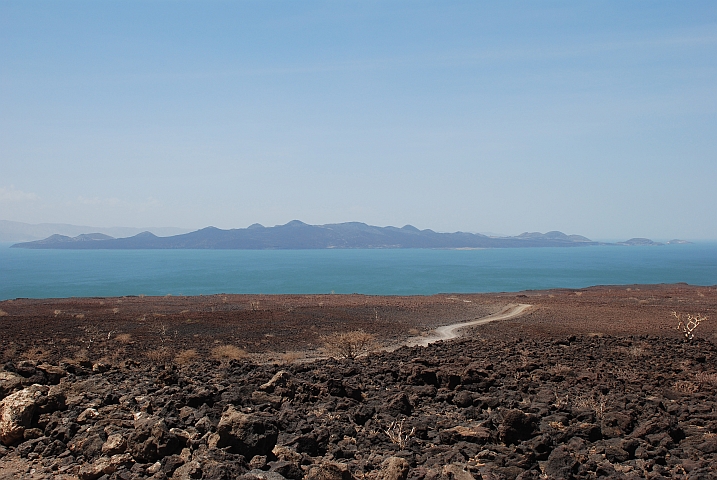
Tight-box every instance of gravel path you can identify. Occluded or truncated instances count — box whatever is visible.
[405,303,532,347]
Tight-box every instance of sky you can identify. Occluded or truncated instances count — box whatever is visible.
[1,1,716,240]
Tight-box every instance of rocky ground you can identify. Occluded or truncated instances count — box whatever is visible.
[1,284,716,479]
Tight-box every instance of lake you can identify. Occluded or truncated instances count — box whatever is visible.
[1,243,715,300]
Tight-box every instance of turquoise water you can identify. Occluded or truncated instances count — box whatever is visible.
[0,243,715,300]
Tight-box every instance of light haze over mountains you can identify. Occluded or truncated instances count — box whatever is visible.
[1,2,715,239]
[0,220,190,243]
[9,220,680,250]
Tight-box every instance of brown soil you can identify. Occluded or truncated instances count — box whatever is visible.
[1,284,715,366]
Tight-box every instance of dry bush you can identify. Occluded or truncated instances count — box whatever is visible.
[322,330,377,359]
[384,419,415,450]
[674,312,708,341]
[175,349,199,365]
[614,368,639,382]
[114,333,132,343]
[0,309,8,317]
[573,393,608,420]
[112,307,120,314]
[695,372,717,389]
[211,345,247,362]
[673,380,699,394]
[280,351,302,364]
[629,345,649,357]
[548,364,572,376]
[145,348,173,363]
[97,355,122,367]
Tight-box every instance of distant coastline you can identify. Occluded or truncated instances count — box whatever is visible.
[8,220,687,250]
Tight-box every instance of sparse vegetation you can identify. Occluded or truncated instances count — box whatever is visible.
[145,348,173,363]
[384,419,415,450]
[114,333,132,343]
[673,380,699,394]
[174,348,199,365]
[674,311,708,341]
[695,371,717,389]
[280,351,302,364]
[573,393,608,420]
[0,308,8,317]
[211,344,247,362]
[322,330,377,359]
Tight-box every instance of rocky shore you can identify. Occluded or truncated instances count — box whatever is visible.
[1,284,716,479]
[2,334,717,479]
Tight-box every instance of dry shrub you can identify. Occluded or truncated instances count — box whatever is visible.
[97,355,121,367]
[384,419,415,450]
[75,314,85,319]
[614,368,639,382]
[673,380,699,394]
[280,351,302,364]
[145,348,173,363]
[573,393,608,419]
[629,345,649,357]
[112,307,120,314]
[548,364,572,376]
[695,372,717,389]
[322,330,377,359]
[54,310,62,316]
[211,345,247,362]
[175,349,199,365]
[0,309,8,317]
[674,312,708,341]
[114,333,132,343]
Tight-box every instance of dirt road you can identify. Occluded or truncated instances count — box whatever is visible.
[405,303,532,347]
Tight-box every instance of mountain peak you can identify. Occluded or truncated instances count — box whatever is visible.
[284,220,309,227]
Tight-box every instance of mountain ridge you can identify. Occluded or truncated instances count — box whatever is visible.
[5,220,649,250]
[0,220,191,242]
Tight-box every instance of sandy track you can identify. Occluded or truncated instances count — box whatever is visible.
[405,303,532,347]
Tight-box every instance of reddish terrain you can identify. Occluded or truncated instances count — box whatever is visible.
[1,284,715,365]
[0,284,716,479]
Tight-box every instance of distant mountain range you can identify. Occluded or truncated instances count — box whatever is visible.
[8,220,678,250]
[0,220,191,243]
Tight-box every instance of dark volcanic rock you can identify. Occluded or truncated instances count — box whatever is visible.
[3,329,717,479]
[215,407,279,458]
[498,409,537,445]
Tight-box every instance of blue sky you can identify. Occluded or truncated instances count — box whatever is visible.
[1,1,715,240]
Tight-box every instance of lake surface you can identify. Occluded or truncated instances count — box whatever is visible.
[1,243,715,300]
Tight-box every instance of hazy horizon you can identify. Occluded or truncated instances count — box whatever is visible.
[2,2,716,239]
